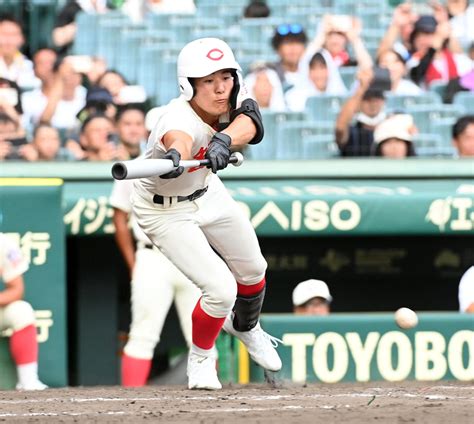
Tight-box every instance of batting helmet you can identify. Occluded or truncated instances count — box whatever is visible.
[177,38,242,102]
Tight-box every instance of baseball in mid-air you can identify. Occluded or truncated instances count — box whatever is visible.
[394,307,419,329]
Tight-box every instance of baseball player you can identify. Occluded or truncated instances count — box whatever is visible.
[0,233,47,390]
[131,38,282,390]
[110,177,201,387]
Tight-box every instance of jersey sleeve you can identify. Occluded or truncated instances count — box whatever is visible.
[109,179,134,213]
[458,266,474,312]
[149,108,196,153]
[0,235,29,283]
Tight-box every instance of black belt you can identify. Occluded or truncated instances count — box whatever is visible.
[152,186,208,205]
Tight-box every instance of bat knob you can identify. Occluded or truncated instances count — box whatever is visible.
[111,162,128,180]
[230,152,244,167]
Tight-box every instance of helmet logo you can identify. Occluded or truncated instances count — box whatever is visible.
[206,48,224,61]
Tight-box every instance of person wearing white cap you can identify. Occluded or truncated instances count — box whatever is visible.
[292,279,332,315]
[373,113,416,158]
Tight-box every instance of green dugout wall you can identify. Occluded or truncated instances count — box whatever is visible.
[0,178,67,389]
[0,159,473,386]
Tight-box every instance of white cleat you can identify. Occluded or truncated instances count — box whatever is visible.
[187,351,222,390]
[223,314,282,372]
[16,380,48,391]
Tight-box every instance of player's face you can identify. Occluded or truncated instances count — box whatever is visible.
[190,70,234,121]
[454,123,474,157]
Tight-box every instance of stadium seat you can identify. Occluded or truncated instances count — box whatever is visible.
[412,134,456,157]
[385,92,442,113]
[407,104,464,134]
[452,91,474,114]
[305,95,349,124]
[73,12,100,55]
[249,111,307,160]
[277,121,335,159]
[338,66,357,90]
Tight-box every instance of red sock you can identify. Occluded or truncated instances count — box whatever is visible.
[121,354,152,387]
[192,299,225,350]
[10,324,38,365]
[237,277,266,296]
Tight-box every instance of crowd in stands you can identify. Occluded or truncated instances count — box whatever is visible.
[0,0,473,162]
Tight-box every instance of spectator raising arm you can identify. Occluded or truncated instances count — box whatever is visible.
[335,67,373,148]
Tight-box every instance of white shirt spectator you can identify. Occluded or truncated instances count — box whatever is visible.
[450,5,474,52]
[244,68,286,112]
[392,79,423,95]
[21,86,86,130]
[0,53,36,89]
[458,266,474,312]
[285,49,347,112]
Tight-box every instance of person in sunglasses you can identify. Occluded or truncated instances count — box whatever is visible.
[269,23,309,93]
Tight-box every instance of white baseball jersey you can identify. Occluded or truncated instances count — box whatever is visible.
[110,179,200,358]
[135,95,215,197]
[458,266,474,312]
[0,234,28,285]
[110,179,150,244]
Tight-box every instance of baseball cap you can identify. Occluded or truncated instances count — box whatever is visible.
[413,15,437,34]
[85,86,114,104]
[292,279,332,307]
[374,114,413,145]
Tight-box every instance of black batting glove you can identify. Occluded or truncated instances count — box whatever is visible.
[160,148,185,179]
[205,132,232,174]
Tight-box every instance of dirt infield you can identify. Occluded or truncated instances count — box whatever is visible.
[0,381,473,423]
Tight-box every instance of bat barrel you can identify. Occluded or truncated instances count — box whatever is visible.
[111,162,128,180]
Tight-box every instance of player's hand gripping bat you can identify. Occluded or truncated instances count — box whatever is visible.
[111,152,244,180]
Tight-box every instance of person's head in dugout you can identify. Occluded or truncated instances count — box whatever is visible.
[292,279,332,316]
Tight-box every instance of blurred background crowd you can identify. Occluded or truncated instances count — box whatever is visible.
[0,0,473,162]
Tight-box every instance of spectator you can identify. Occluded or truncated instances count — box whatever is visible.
[52,0,108,56]
[0,78,23,127]
[74,113,127,161]
[244,65,286,111]
[97,70,147,107]
[0,234,47,390]
[0,112,27,161]
[447,0,474,51]
[377,49,423,95]
[307,15,373,69]
[335,68,387,156]
[121,0,196,23]
[77,85,116,123]
[16,124,72,162]
[115,106,147,159]
[452,115,474,157]
[458,266,474,313]
[21,57,86,133]
[0,14,36,89]
[285,49,347,112]
[243,0,270,18]
[372,114,416,158]
[408,13,471,88]
[269,23,309,92]
[292,279,332,316]
[31,48,58,90]
[378,2,418,61]
[443,68,474,103]
[84,56,107,87]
